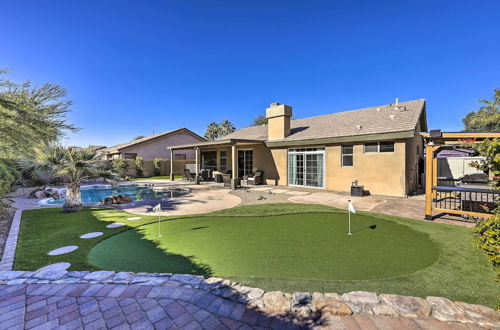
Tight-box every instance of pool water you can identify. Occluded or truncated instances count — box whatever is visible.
[43,185,189,205]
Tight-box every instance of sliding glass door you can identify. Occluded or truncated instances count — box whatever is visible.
[237,150,253,177]
[288,148,325,188]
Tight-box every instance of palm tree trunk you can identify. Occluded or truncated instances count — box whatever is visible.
[63,183,82,213]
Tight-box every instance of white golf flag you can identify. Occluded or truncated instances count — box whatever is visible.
[153,203,161,213]
[348,200,356,214]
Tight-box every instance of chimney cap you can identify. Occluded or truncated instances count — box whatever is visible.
[270,102,281,107]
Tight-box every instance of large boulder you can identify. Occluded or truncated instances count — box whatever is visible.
[103,195,132,205]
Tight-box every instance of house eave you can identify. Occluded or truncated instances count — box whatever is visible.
[169,139,265,150]
[265,130,416,148]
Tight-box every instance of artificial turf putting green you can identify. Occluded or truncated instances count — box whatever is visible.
[88,212,439,281]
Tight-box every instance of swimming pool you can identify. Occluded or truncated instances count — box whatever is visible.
[39,184,190,205]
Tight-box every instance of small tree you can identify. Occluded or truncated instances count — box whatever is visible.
[463,89,500,132]
[252,115,268,126]
[153,157,162,176]
[134,156,144,177]
[18,144,120,213]
[110,158,129,179]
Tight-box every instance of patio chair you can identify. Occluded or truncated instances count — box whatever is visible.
[200,169,209,182]
[246,171,264,185]
[183,169,195,182]
[222,174,232,188]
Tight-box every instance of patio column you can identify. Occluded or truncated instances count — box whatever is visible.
[231,144,237,190]
[195,147,200,184]
[170,149,174,181]
[424,144,438,220]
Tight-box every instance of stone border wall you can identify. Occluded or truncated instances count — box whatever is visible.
[0,270,498,328]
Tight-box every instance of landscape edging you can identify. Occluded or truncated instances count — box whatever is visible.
[0,270,498,327]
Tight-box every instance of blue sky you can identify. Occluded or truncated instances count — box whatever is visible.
[1,0,499,147]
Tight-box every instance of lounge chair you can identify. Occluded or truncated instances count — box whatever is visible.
[247,171,264,185]
[183,169,195,182]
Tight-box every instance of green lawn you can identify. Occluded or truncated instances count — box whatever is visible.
[130,176,183,180]
[15,204,500,307]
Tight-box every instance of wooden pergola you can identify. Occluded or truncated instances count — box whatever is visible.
[421,131,500,220]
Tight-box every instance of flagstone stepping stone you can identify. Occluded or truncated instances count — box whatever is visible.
[35,262,71,273]
[80,232,104,239]
[106,223,125,228]
[126,217,141,221]
[48,246,78,256]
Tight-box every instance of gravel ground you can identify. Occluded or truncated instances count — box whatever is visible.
[229,188,295,205]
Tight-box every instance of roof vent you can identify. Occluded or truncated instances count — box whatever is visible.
[395,98,399,106]
[356,125,362,130]
[389,114,396,120]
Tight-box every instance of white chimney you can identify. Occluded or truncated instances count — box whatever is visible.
[395,98,400,106]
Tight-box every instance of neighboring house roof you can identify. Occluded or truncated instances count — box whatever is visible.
[102,128,205,155]
[223,99,427,143]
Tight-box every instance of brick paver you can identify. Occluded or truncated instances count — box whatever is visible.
[0,282,483,329]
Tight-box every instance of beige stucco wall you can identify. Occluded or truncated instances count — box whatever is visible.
[324,140,407,197]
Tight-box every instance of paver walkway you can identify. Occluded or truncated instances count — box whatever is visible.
[0,282,486,329]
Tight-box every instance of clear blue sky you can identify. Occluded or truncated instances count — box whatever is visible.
[1,0,499,147]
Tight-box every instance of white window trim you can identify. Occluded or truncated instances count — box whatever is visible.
[341,145,354,167]
[363,141,395,153]
[287,147,326,189]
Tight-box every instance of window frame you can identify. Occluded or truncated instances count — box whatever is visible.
[341,145,354,167]
[363,141,395,153]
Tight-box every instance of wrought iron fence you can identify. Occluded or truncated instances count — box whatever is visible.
[432,186,499,218]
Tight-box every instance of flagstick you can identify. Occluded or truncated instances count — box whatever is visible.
[348,199,352,235]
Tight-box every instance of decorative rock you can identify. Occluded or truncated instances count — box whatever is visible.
[112,272,135,283]
[201,277,230,290]
[106,223,125,228]
[130,276,167,285]
[80,232,104,239]
[170,273,204,285]
[426,297,470,323]
[53,277,81,284]
[243,286,264,301]
[126,217,141,220]
[342,291,380,305]
[83,271,115,281]
[262,291,292,314]
[379,294,431,318]
[313,298,353,317]
[324,292,341,300]
[371,303,399,317]
[0,271,26,280]
[47,245,78,256]
[33,270,68,281]
[67,271,89,278]
[35,262,71,273]
[454,301,500,324]
[6,278,26,285]
[292,292,312,307]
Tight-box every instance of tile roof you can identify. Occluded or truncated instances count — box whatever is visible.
[223,99,426,142]
[102,128,205,154]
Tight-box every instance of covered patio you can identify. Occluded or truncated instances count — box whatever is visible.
[168,138,279,189]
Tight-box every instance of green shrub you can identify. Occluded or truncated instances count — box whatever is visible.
[473,209,500,281]
[0,159,20,213]
[110,159,129,179]
[153,157,162,176]
[134,156,144,178]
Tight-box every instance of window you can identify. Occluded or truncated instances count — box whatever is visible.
[219,151,227,172]
[341,145,353,167]
[364,143,378,153]
[379,141,395,152]
[364,141,394,153]
[124,153,137,159]
[174,154,186,160]
[201,151,217,171]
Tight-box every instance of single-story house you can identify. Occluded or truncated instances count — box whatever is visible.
[102,128,205,160]
[170,100,428,197]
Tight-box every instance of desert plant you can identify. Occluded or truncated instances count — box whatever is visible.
[110,158,129,179]
[473,210,500,281]
[153,157,162,176]
[134,156,144,177]
[17,144,120,213]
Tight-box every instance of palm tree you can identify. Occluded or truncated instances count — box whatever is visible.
[18,144,119,213]
[204,122,220,140]
[463,89,500,132]
[219,120,235,137]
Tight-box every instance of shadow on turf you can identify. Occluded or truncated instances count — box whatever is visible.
[351,224,377,234]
